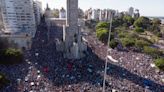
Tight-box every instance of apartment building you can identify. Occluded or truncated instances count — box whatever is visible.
[0,0,4,30]
[1,0,36,37]
[33,0,42,26]
[128,7,134,17]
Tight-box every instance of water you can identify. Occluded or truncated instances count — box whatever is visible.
[148,16,164,24]
[161,19,164,24]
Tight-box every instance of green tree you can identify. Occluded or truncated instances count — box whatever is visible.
[135,39,151,48]
[120,38,135,47]
[151,18,161,32]
[96,28,108,43]
[123,15,134,26]
[152,18,161,25]
[134,16,151,29]
[143,46,163,58]
[109,39,118,49]
[96,22,109,30]
[0,48,23,65]
[112,18,124,27]
[118,32,128,38]
[53,9,59,18]
[133,27,144,33]
[155,58,164,71]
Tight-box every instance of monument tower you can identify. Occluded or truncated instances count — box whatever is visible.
[63,0,87,59]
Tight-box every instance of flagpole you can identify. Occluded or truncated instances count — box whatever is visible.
[102,12,113,92]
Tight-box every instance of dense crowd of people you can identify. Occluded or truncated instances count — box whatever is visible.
[0,21,164,92]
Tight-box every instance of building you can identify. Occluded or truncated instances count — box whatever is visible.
[59,7,66,18]
[84,8,92,20]
[128,7,134,16]
[1,0,36,37]
[133,9,140,18]
[0,0,4,30]
[91,9,100,21]
[105,9,115,21]
[99,9,106,21]
[33,0,42,26]
[99,9,115,22]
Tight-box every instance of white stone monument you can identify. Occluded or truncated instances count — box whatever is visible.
[63,0,87,59]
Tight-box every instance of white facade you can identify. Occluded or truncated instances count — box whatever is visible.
[33,0,42,26]
[59,7,66,18]
[91,9,100,20]
[0,0,4,30]
[85,8,92,20]
[128,7,134,16]
[105,9,115,21]
[99,9,115,22]
[1,0,36,37]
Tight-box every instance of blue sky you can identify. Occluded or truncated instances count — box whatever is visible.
[39,0,164,16]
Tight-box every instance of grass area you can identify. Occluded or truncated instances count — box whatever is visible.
[139,31,159,43]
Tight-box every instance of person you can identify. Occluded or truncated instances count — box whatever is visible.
[67,62,73,72]
[43,66,49,73]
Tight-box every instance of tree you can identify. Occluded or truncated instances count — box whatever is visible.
[143,46,163,58]
[123,15,134,26]
[133,27,144,33]
[53,9,59,18]
[109,39,118,49]
[135,39,151,48]
[112,18,123,27]
[134,16,151,29]
[151,18,161,32]
[0,48,23,65]
[96,22,109,30]
[155,58,164,71]
[120,38,135,47]
[118,32,128,38]
[96,28,108,43]
[152,18,161,25]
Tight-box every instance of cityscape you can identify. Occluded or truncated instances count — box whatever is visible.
[0,0,164,92]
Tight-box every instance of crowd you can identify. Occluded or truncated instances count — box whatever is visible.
[0,21,164,92]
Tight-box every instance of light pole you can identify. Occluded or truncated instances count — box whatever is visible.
[102,12,113,92]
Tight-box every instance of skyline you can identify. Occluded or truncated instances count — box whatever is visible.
[39,0,164,17]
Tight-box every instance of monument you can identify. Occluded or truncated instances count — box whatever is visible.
[63,0,87,59]
[46,0,87,59]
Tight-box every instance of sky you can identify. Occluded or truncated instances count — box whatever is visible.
[38,0,164,17]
